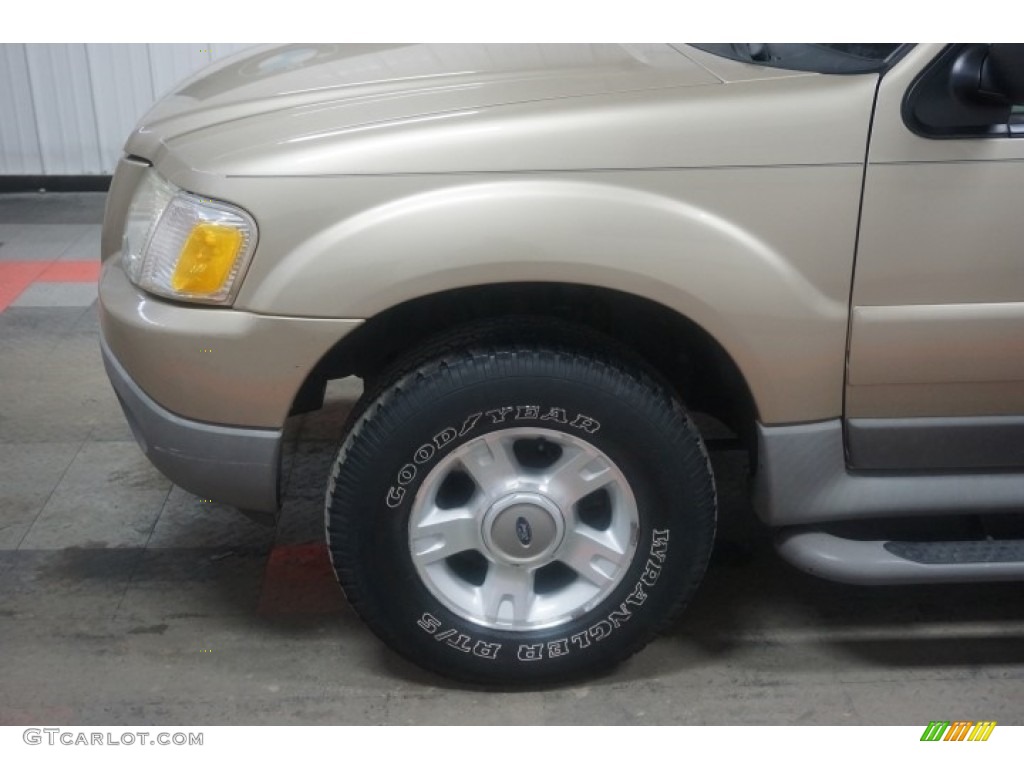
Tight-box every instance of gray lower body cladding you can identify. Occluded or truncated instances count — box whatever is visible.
[100,335,282,513]
[848,415,1024,470]
[754,419,1024,527]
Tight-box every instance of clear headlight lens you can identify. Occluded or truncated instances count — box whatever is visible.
[122,171,176,285]
[122,171,257,305]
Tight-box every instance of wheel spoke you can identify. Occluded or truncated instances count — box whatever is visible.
[460,433,519,498]
[479,563,534,624]
[409,507,480,566]
[557,526,631,587]
[545,447,614,508]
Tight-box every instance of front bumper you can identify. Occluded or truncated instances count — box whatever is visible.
[97,259,362,428]
[97,256,361,511]
[98,162,362,510]
[102,335,282,512]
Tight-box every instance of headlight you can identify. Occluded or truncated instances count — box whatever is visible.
[122,171,176,285]
[121,170,257,305]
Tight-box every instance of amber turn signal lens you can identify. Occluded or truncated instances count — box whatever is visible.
[171,223,244,294]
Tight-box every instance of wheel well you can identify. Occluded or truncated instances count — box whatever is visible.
[293,282,758,445]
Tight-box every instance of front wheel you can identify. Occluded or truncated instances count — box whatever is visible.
[325,327,716,685]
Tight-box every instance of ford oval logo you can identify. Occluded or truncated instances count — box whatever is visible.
[515,517,532,547]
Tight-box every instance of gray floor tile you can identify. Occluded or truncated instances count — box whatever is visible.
[0,192,106,225]
[844,677,1024,724]
[0,320,112,442]
[0,332,63,382]
[20,441,170,549]
[0,548,143,621]
[0,442,82,549]
[57,225,101,261]
[0,497,53,552]
[11,282,97,307]
[275,495,326,547]
[0,305,92,338]
[116,548,268,621]
[0,224,25,245]
[147,486,277,550]
[388,690,546,725]
[0,224,96,261]
[83,398,135,442]
[0,612,397,724]
[541,678,712,724]
[69,303,101,334]
[283,442,337,499]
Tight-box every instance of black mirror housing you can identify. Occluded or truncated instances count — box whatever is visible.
[980,44,1024,105]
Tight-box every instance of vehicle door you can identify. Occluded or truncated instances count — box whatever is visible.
[847,43,1024,470]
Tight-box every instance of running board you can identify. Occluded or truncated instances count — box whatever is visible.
[776,529,1024,585]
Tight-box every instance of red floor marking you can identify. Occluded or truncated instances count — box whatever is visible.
[37,260,101,282]
[0,259,100,311]
[0,262,49,312]
[0,706,76,725]
[258,542,346,616]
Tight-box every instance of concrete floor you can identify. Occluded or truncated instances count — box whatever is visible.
[1,192,1022,725]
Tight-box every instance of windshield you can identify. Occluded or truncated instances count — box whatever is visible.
[689,44,904,74]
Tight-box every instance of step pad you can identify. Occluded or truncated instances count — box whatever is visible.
[885,539,1024,565]
[776,530,1024,584]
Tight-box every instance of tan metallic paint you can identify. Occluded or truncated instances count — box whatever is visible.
[152,74,875,177]
[131,44,718,163]
[102,44,885,428]
[850,304,1024,387]
[98,261,361,427]
[848,44,1024,418]
[230,167,862,424]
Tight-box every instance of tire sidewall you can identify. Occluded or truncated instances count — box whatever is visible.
[328,353,715,683]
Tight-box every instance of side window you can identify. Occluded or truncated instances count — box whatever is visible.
[904,44,1024,139]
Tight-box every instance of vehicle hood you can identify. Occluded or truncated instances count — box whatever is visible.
[130,43,872,178]
[135,44,717,147]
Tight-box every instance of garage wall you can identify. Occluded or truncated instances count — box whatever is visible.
[0,44,256,176]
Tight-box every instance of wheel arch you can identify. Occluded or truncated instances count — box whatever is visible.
[292,281,759,448]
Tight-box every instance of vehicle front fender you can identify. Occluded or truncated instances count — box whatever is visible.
[236,173,857,423]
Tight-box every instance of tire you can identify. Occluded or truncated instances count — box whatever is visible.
[325,320,716,685]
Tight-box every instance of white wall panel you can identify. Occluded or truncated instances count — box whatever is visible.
[0,45,43,174]
[24,43,104,174]
[86,44,155,172]
[148,44,212,98]
[1,43,257,176]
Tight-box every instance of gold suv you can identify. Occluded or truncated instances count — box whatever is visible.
[99,44,1024,684]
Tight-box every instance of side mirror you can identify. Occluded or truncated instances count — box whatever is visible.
[952,43,1024,106]
[980,44,1024,105]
